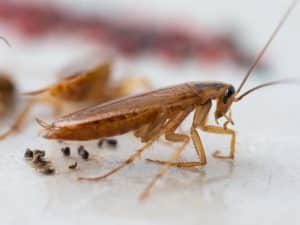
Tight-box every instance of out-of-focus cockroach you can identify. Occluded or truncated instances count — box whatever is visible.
[37,1,299,201]
[0,38,14,118]
[0,60,150,140]
[0,74,15,118]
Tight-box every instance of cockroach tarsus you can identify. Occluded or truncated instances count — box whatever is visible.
[37,1,299,201]
[0,60,150,140]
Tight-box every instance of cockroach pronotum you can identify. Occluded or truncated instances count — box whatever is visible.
[37,1,299,201]
[0,60,150,140]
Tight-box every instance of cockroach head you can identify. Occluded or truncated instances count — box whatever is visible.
[214,85,235,121]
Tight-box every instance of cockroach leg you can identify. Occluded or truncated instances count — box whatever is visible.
[78,109,191,182]
[137,112,169,142]
[147,103,211,167]
[139,110,193,200]
[140,132,190,201]
[202,125,236,159]
[0,99,36,140]
[78,137,158,181]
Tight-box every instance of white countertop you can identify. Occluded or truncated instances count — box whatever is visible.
[0,0,299,225]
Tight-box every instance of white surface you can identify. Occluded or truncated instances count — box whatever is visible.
[0,1,300,225]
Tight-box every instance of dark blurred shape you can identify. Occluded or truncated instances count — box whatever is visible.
[0,74,15,118]
[0,1,265,69]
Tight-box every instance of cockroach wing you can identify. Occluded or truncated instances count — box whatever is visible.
[52,83,196,127]
[52,82,225,127]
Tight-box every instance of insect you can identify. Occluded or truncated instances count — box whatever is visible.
[0,60,150,140]
[0,74,15,118]
[37,1,299,201]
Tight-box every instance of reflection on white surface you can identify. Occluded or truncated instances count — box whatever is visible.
[0,0,299,225]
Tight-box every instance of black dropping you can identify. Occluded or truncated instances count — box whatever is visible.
[78,146,89,160]
[98,139,104,148]
[41,167,55,175]
[32,154,49,168]
[33,150,45,157]
[98,139,118,148]
[24,149,33,160]
[69,161,78,170]
[106,139,117,147]
[61,147,71,156]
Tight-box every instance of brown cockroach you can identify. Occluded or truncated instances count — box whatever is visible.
[37,1,299,200]
[0,60,150,140]
[0,74,15,118]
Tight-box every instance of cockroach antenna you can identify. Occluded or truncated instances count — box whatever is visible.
[0,36,11,47]
[236,0,299,96]
[235,78,300,101]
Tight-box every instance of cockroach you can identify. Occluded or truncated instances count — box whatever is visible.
[37,1,299,201]
[0,74,16,118]
[0,60,150,140]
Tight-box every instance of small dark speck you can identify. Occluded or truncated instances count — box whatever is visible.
[33,150,45,157]
[98,139,118,148]
[78,146,89,160]
[106,139,117,147]
[61,147,71,156]
[69,161,78,170]
[41,167,55,175]
[24,149,33,160]
[98,140,104,148]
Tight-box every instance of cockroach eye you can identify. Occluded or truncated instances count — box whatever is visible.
[223,86,235,104]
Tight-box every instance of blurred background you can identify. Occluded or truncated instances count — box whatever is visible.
[0,0,299,225]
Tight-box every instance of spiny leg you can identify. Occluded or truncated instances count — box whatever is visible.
[0,99,35,140]
[78,113,170,182]
[78,137,158,181]
[139,109,193,200]
[201,125,236,159]
[78,109,190,182]
[140,132,189,201]
[147,102,212,168]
